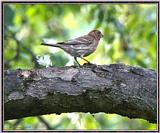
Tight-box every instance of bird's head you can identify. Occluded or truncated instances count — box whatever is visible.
[88,30,104,41]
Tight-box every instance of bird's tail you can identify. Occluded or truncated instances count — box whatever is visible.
[41,39,62,48]
[41,43,61,48]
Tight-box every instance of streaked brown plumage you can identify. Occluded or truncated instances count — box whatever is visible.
[41,30,103,65]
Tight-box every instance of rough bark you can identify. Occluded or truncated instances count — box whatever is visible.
[4,63,157,123]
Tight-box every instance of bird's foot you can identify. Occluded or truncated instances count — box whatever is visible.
[83,62,95,66]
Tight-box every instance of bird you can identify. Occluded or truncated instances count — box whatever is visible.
[41,29,103,66]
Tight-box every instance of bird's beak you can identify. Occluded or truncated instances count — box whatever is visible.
[101,34,104,38]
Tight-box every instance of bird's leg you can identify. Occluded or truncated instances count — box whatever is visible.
[79,57,92,64]
[74,57,81,66]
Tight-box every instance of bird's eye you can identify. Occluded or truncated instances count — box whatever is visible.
[97,31,101,35]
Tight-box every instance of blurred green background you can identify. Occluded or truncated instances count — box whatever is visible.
[4,3,157,130]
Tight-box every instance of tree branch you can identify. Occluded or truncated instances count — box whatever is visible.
[4,63,157,123]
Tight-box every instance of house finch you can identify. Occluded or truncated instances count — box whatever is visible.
[41,30,103,65]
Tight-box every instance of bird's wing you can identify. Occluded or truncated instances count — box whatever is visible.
[57,35,93,45]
